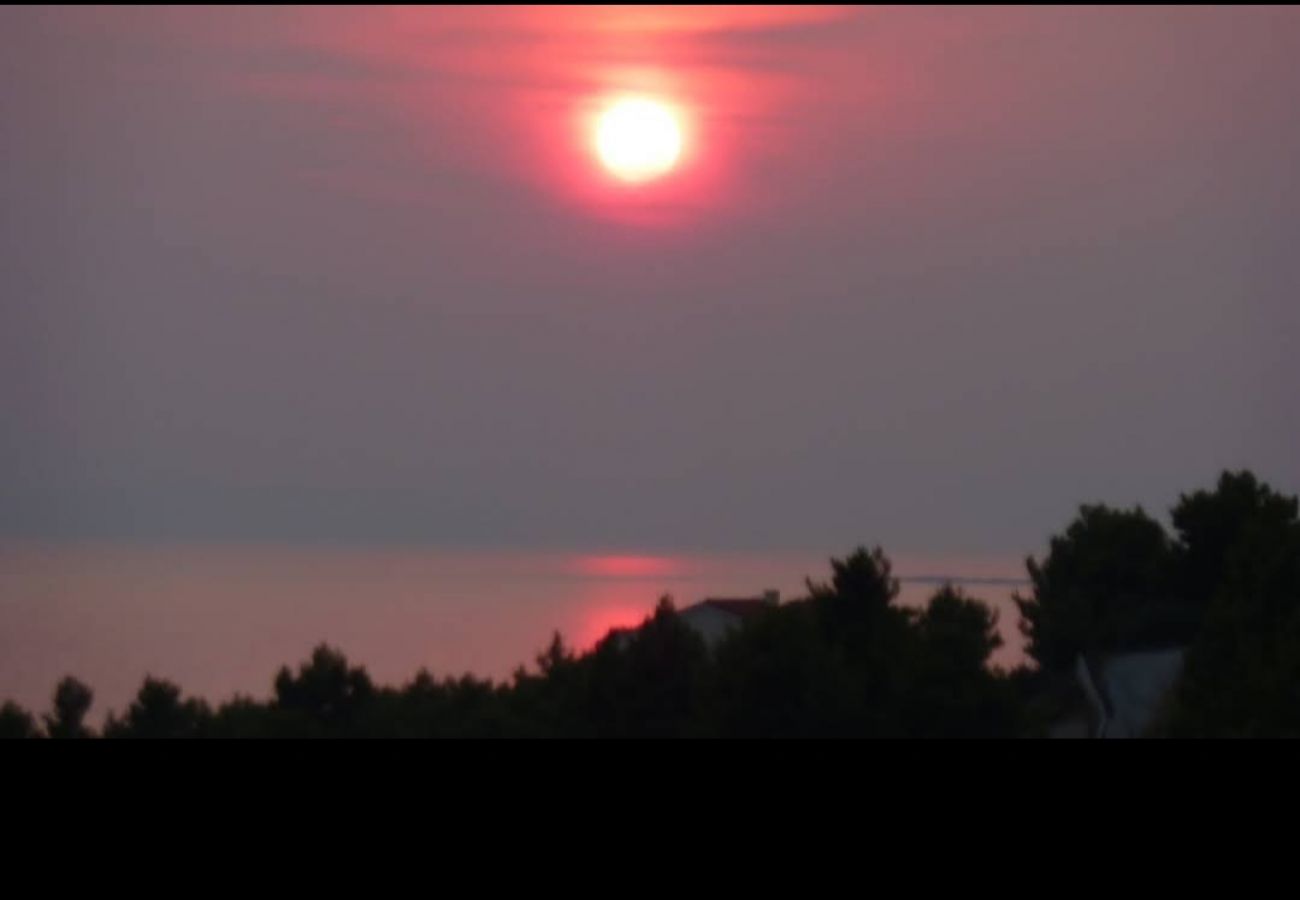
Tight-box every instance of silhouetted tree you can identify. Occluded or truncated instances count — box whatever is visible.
[0,701,39,739]
[508,631,587,737]
[103,676,212,739]
[273,644,375,737]
[1171,470,1300,614]
[207,695,288,739]
[811,546,918,734]
[1162,473,1300,736]
[808,545,900,634]
[584,596,711,738]
[710,596,850,737]
[917,585,1002,671]
[712,549,1017,737]
[388,670,512,738]
[905,586,1018,737]
[43,677,95,739]
[1014,505,1177,672]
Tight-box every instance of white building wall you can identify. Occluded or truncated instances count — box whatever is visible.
[1099,648,1186,738]
[678,605,744,649]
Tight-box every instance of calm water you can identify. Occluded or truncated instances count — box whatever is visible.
[0,542,1028,720]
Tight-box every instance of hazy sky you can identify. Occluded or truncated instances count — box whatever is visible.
[3,5,1298,557]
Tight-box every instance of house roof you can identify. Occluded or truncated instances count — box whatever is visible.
[695,598,772,618]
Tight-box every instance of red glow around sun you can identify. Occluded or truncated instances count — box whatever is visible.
[213,6,851,228]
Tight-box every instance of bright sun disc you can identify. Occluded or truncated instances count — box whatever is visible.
[595,98,683,183]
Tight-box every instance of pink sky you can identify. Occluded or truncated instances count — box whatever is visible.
[2,5,1298,556]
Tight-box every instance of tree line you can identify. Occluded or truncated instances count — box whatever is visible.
[2,470,1296,738]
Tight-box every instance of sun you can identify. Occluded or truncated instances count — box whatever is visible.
[594,97,683,183]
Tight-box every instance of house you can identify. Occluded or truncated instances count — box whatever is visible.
[608,589,780,650]
[1052,646,1188,738]
[677,590,780,648]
